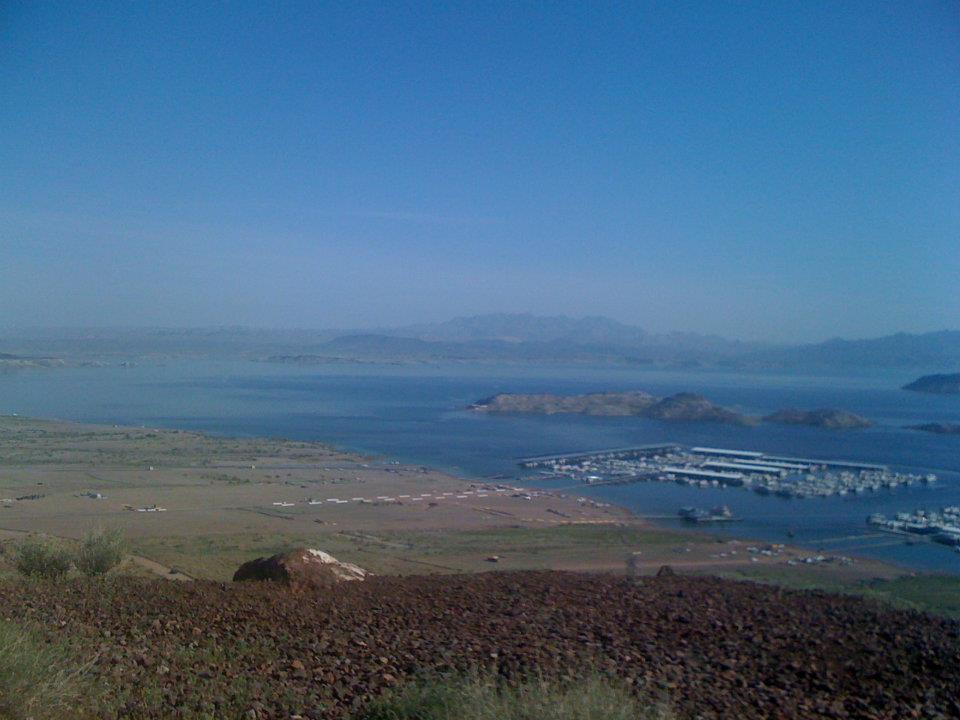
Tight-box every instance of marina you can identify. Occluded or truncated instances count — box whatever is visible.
[520,444,937,500]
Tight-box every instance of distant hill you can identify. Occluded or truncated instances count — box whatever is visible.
[320,334,444,358]
[391,313,759,355]
[747,331,960,370]
[391,313,651,345]
[902,373,960,394]
[5,318,960,371]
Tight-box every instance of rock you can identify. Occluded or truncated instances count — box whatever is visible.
[656,565,675,577]
[232,548,368,591]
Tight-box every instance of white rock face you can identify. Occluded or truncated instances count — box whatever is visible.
[302,549,368,582]
[234,547,369,589]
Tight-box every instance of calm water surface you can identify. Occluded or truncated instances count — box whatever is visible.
[1,361,958,573]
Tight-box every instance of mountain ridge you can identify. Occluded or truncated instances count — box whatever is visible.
[4,315,959,370]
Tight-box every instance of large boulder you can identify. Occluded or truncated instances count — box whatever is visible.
[233,548,368,591]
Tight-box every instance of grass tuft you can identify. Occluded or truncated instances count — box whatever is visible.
[0,620,90,719]
[14,536,72,580]
[356,672,672,720]
[75,528,126,577]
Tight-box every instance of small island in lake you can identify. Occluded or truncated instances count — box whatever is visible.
[0,352,65,370]
[906,423,960,435]
[902,373,960,394]
[471,392,880,431]
[470,391,756,425]
[763,408,873,429]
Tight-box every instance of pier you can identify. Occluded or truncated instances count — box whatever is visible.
[763,455,887,472]
[518,444,680,468]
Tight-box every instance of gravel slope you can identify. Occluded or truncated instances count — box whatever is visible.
[2,572,958,719]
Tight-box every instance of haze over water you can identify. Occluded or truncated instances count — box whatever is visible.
[2,361,958,574]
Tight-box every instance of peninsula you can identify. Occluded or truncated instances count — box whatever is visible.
[903,373,960,394]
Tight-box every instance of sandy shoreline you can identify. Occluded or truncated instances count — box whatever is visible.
[0,415,904,584]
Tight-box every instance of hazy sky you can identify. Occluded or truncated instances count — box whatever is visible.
[2,2,957,342]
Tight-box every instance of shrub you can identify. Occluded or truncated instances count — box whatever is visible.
[14,536,72,580]
[0,620,88,719]
[74,528,126,577]
[356,672,672,720]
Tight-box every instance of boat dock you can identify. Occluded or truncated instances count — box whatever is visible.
[763,455,887,472]
[518,444,680,468]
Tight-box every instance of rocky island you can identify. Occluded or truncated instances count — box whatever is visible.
[471,392,881,431]
[0,352,65,370]
[470,391,755,425]
[763,408,873,429]
[902,373,960,394]
[906,422,960,435]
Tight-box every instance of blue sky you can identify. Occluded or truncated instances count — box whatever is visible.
[1,1,957,341]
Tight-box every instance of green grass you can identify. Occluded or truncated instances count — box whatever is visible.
[859,574,960,618]
[355,673,672,720]
[378,525,692,554]
[716,566,960,619]
[0,620,93,720]
[128,524,693,580]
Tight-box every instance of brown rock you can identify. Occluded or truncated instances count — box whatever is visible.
[232,548,368,591]
[656,564,675,577]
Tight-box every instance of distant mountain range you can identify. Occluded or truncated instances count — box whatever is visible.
[387,314,757,356]
[311,316,960,370]
[2,315,960,372]
[389,314,652,345]
[746,331,960,370]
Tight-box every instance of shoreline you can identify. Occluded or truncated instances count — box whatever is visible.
[0,414,917,586]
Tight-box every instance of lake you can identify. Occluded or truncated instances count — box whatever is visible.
[1,360,958,573]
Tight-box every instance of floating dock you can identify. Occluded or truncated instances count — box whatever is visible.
[702,461,787,477]
[691,447,765,459]
[518,444,680,467]
[661,466,746,486]
[763,455,887,472]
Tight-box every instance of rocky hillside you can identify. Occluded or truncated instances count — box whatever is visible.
[1,572,957,719]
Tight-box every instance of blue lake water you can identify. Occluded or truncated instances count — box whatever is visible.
[1,360,958,573]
